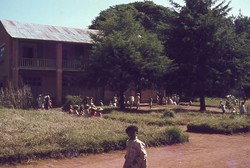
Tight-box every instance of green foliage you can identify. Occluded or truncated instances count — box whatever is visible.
[87,3,173,108]
[0,82,33,109]
[62,95,82,111]
[233,15,250,97]
[165,127,189,144]
[144,126,188,147]
[162,109,176,118]
[166,0,248,110]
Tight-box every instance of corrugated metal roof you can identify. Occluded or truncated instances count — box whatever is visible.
[1,20,99,44]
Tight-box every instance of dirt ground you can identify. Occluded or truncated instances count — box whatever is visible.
[1,105,250,168]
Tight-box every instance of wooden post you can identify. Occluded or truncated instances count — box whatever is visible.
[12,39,19,87]
[56,43,62,106]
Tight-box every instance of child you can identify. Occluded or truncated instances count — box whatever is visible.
[123,125,147,168]
[136,93,141,110]
[68,105,73,114]
[149,97,153,109]
[240,102,247,114]
[220,101,226,113]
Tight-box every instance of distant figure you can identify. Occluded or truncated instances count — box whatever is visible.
[79,104,84,116]
[100,100,104,106]
[74,105,79,115]
[123,94,127,105]
[220,101,226,113]
[109,100,113,106]
[149,97,153,109]
[37,94,44,109]
[90,97,94,105]
[83,96,89,106]
[240,102,247,114]
[68,105,74,114]
[136,93,141,110]
[156,95,159,105]
[48,95,52,109]
[44,95,49,110]
[169,98,173,105]
[130,95,135,108]
[113,95,118,107]
[123,125,147,168]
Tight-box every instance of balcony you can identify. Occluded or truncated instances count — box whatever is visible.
[62,60,84,71]
[19,58,57,70]
[19,58,84,71]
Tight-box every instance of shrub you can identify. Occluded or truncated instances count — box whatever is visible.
[187,115,250,134]
[165,127,189,144]
[0,82,33,109]
[162,110,176,118]
[62,95,82,111]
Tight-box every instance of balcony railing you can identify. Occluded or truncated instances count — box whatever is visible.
[19,58,57,70]
[19,58,84,71]
[62,60,84,71]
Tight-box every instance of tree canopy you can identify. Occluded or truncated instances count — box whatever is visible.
[166,0,250,111]
[85,0,250,110]
[86,3,173,108]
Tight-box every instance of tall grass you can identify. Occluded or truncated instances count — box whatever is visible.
[0,82,33,109]
[187,114,250,134]
[104,110,250,134]
[0,108,188,164]
[103,110,208,126]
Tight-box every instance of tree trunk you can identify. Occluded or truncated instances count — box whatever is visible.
[119,87,125,110]
[199,94,206,111]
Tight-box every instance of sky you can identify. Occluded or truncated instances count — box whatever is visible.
[0,0,250,29]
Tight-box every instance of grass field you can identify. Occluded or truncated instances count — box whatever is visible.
[0,108,188,164]
[0,98,249,164]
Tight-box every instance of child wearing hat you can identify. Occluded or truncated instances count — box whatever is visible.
[123,125,147,168]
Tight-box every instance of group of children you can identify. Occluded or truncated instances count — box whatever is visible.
[37,94,53,110]
[219,100,247,114]
[68,101,103,117]
[108,93,141,109]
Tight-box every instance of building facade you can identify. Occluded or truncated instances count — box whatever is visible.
[0,20,102,106]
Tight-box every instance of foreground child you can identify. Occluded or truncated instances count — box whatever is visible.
[123,125,147,168]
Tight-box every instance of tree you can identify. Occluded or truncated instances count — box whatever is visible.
[86,5,172,109]
[233,15,250,98]
[167,0,239,111]
[90,2,174,55]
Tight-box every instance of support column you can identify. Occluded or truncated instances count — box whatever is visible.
[56,43,62,106]
[12,39,19,88]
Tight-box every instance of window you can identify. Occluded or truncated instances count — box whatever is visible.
[0,45,5,61]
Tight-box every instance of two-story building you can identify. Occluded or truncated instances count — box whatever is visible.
[0,19,103,106]
[0,20,162,106]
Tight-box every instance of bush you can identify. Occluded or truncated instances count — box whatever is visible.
[187,115,250,134]
[162,110,176,118]
[165,127,189,144]
[0,82,33,109]
[62,95,83,111]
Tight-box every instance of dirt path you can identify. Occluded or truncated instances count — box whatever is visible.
[1,130,249,168]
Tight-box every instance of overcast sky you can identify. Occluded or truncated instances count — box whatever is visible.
[0,0,249,29]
